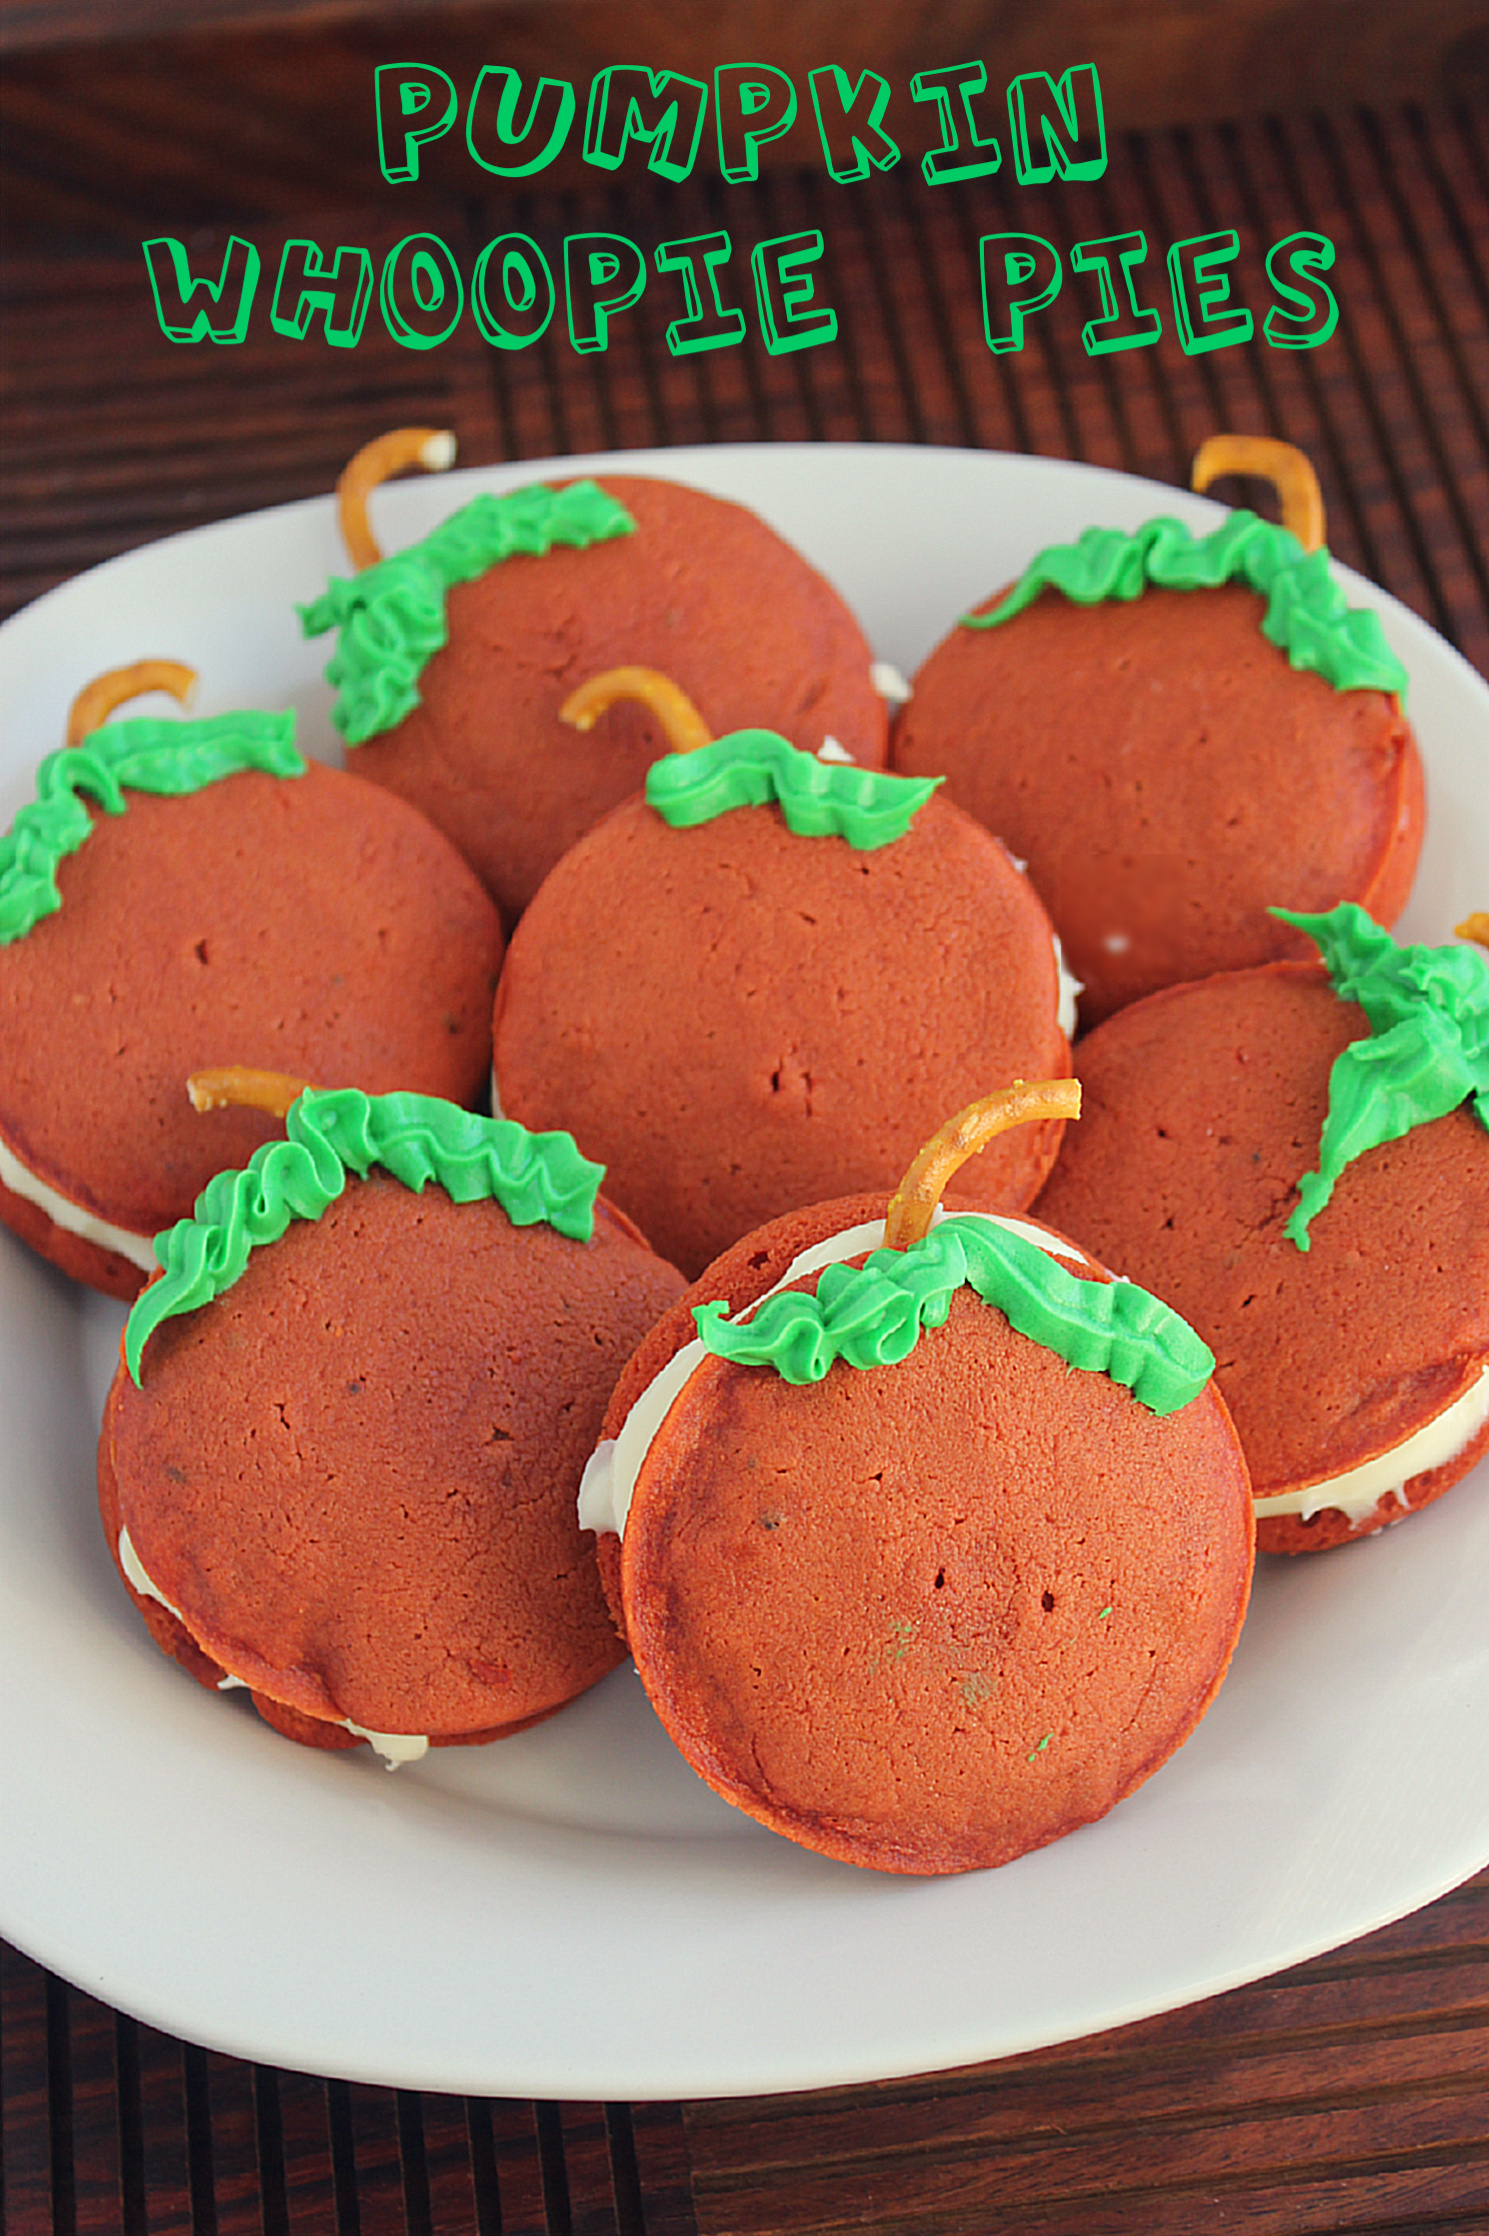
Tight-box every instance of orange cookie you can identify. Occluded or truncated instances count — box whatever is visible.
[0,695,501,1298]
[1035,931,1489,1552]
[892,509,1421,1026]
[580,1184,1251,1874]
[99,1093,685,1758]
[494,723,1073,1281]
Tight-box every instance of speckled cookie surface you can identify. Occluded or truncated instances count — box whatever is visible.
[609,1205,1252,1875]
[1034,963,1489,1550]
[493,795,1070,1280]
[99,1171,685,1747]
[0,763,503,1291]
[892,582,1422,1025]
[346,476,889,924]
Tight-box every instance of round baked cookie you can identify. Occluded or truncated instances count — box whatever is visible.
[99,1092,686,1758]
[0,705,503,1298]
[891,510,1422,1026]
[1034,925,1489,1552]
[301,472,890,924]
[493,730,1073,1280]
[579,1185,1252,1874]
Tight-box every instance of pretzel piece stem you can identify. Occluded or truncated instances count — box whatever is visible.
[337,426,457,570]
[187,1067,311,1119]
[885,1079,1081,1251]
[558,666,713,755]
[66,661,197,748]
[1191,434,1326,553]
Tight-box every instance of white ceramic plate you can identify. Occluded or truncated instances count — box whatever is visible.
[2,445,1487,2103]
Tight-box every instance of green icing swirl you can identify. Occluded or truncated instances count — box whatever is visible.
[0,711,302,945]
[1273,903,1489,1248]
[298,480,636,744]
[693,1214,1214,1416]
[961,510,1409,700]
[646,731,940,849]
[125,1088,604,1382]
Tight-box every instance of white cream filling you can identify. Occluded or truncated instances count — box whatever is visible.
[118,1524,428,1766]
[340,1723,430,1766]
[817,735,854,763]
[0,1132,157,1272]
[871,661,912,705]
[1053,934,1082,1041]
[1253,1361,1489,1525]
[578,1208,1088,1542]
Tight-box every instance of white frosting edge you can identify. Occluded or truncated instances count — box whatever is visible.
[1053,933,1082,1041]
[117,1524,429,1766]
[578,1208,1088,1544]
[871,660,912,705]
[0,1131,157,1272]
[1253,1360,1489,1525]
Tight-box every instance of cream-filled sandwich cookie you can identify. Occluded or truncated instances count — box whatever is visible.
[99,1087,686,1757]
[494,670,1073,1281]
[1035,908,1489,1551]
[891,439,1422,1027]
[580,1089,1252,1874]
[0,663,502,1298]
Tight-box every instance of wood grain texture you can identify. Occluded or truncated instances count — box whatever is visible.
[7,108,1489,672]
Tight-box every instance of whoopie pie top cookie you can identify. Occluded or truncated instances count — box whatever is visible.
[578,1089,1252,1875]
[891,440,1422,1026]
[1034,907,1489,1552]
[493,671,1076,1280]
[100,1086,686,1760]
[0,664,503,1299]
[299,430,890,925]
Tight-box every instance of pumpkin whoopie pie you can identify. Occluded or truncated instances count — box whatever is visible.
[1035,908,1489,1552]
[891,440,1422,1026]
[99,1087,685,1760]
[579,1088,1253,1875]
[493,670,1076,1281]
[0,665,503,1299]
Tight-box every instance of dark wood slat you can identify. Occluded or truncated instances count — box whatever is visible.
[627,2103,701,2236]
[203,2047,271,2236]
[490,2097,566,2236]
[2,1941,55,2235]
[129,2024,193,2236]
[67,1989,124,2236]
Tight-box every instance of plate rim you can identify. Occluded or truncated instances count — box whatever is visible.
[3,438,1488,2101]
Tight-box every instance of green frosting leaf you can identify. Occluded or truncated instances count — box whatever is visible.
[961,510,1409,700]
[125,1088,604,1382]
[1272,903,1489,1248]
[0,711,302,945]
[298,479,636,744]
[645,731,941,849]
[693,1214,1214,1416]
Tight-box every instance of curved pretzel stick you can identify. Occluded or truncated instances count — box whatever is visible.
[1191,435,1326,553]
[337,426,457,571]
[884,1079,1082,1251]
[66,660,197,748]
[558,666,713,756]
[1457,913,1489,950]
[187,1067,311,1119]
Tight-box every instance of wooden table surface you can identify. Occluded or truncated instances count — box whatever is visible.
[3,94,1489,2236]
